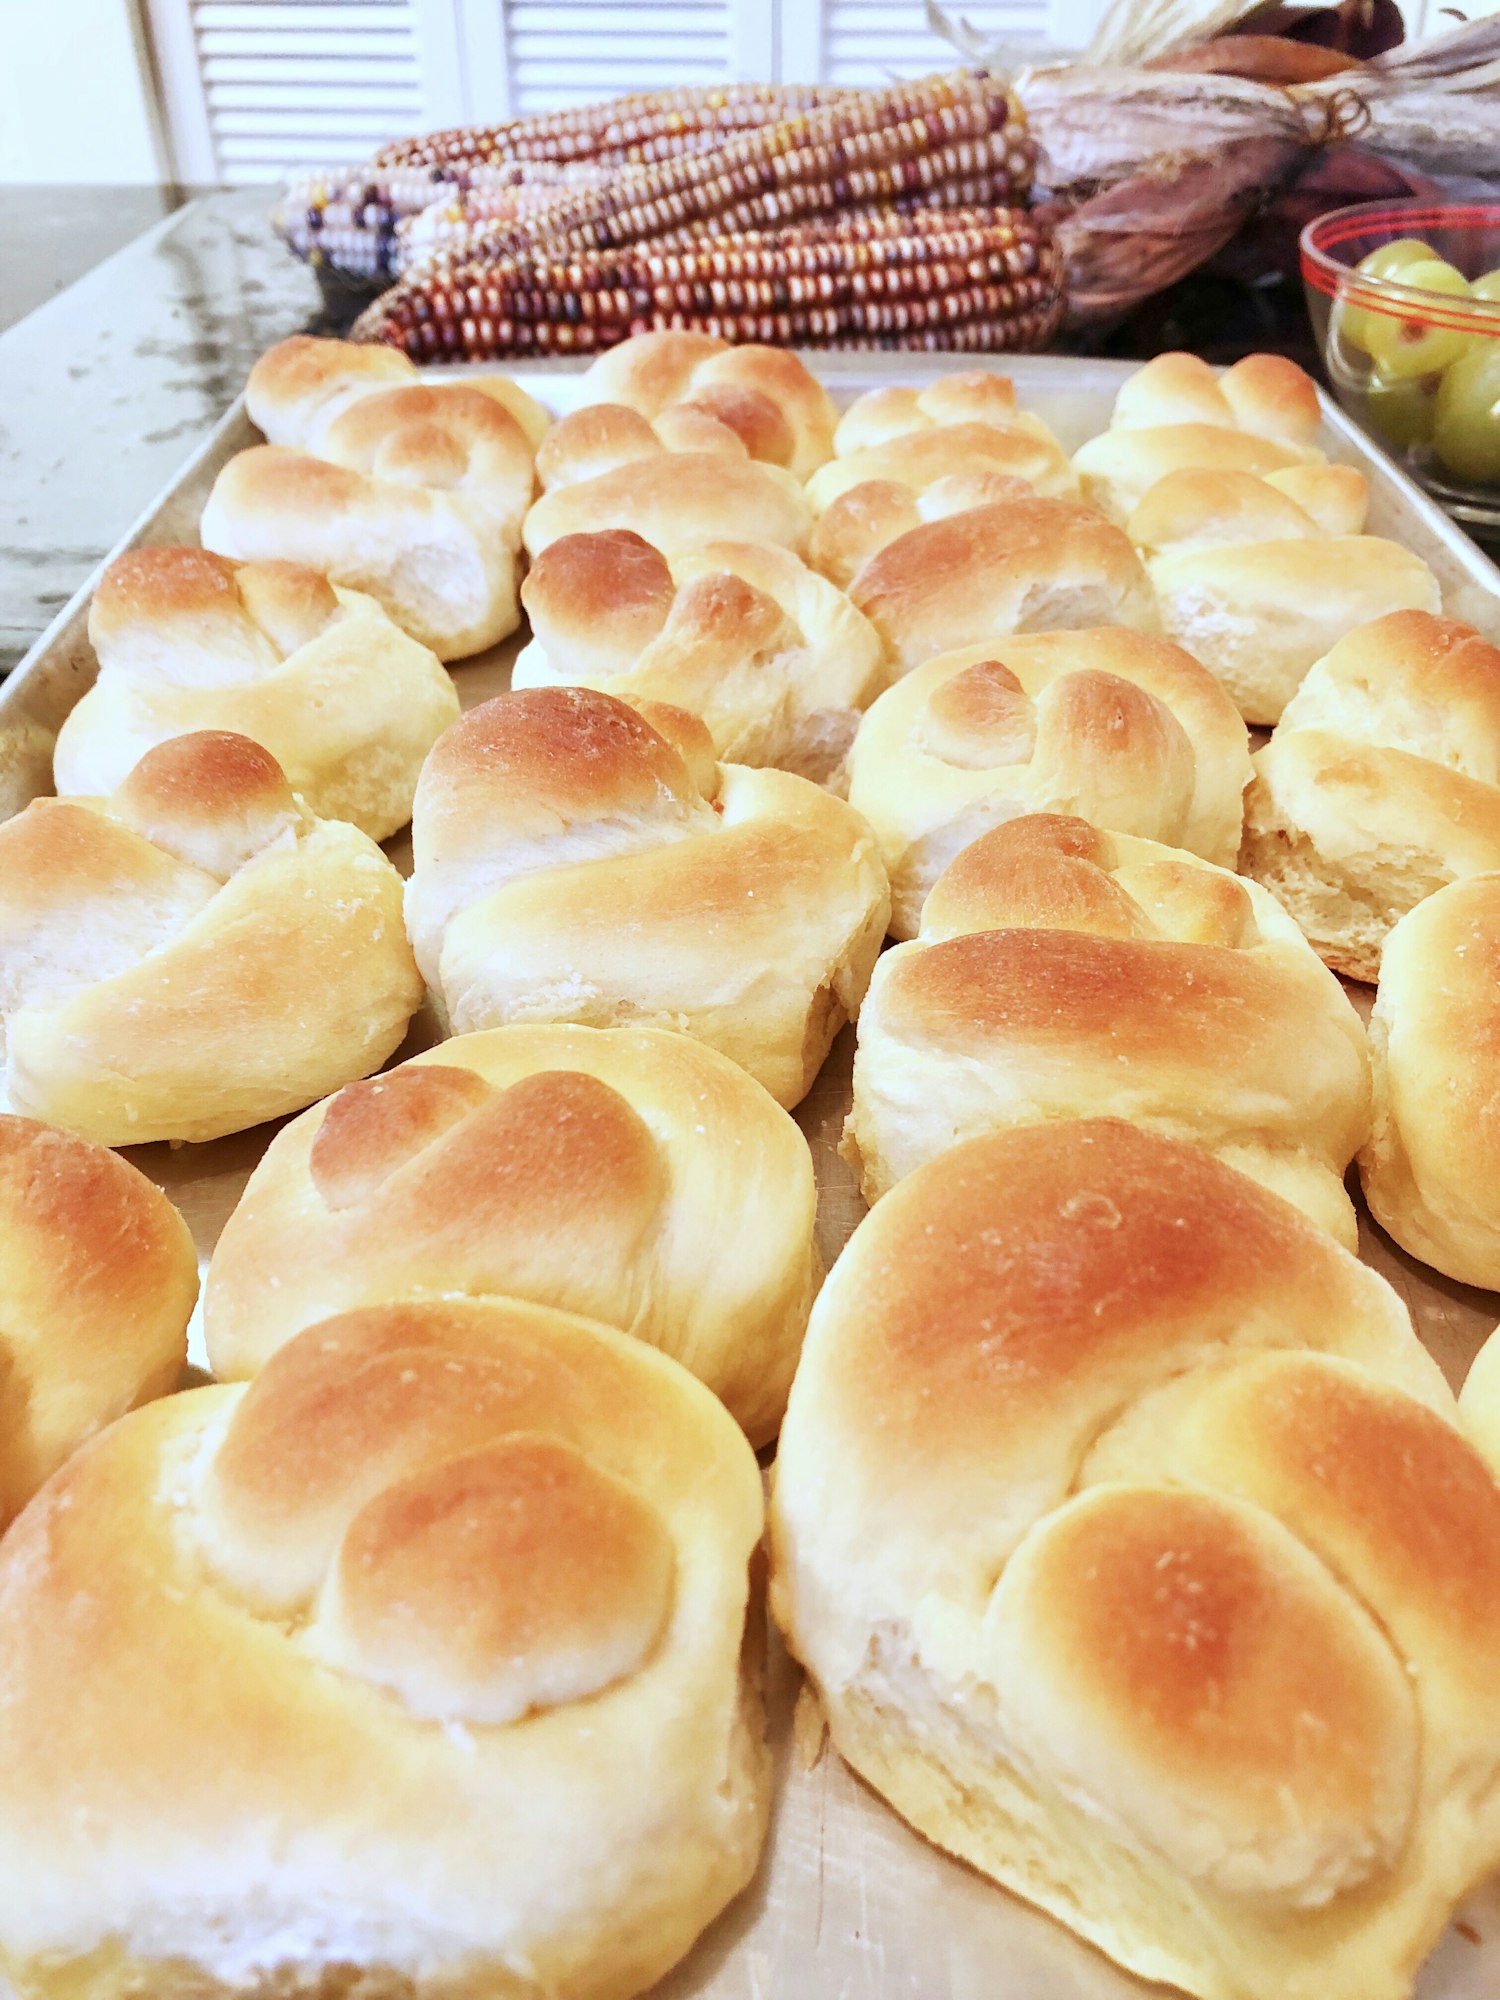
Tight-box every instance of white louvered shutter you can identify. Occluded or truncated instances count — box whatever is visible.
[145,0,464,184]
[779,0,1085,84]
[146,0,1099,183]
[475,0,772,118]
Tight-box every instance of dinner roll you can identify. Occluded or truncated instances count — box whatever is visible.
[1110,349,1325,444]
[514,531,887,787]
[522,403,813,560]
[846,630,1250,936]
[1240,612,1500,980]
[810,423,1077,515]
[846,813,1370,1242]
[405,689,889,1109]
[201,335,548,660]
[0,731,422,1145]
[848,496,1157,677]
[773,1118,1500,2000]
[205,1024,817,1444]
[1073,351,1326,523]
[808,469,1037,590]
[0,1114,195,1528]
[1128,464,1440,724]
[243,330,551,455]
[579,330,838,477]
[1359,874,1500,1286]
[831,370,1059,454]
[812,378,1080,584]
[55,547,459,840]
[0,1296,768,2000]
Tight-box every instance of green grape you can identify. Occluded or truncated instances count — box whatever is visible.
[1359,259,1473,379]
[1336,244,1456,362]
[1472,270,1500,306]
[1434,342,1500,485]
[1357,238,1438,281]
[1364,368,1439,450]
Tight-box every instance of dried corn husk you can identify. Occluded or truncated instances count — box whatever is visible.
[1014,66,1311,192]
[929,0,1500,326]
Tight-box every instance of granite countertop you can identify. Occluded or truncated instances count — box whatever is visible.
[0,186,323,675]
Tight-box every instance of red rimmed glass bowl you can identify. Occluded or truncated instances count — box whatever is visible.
[1302,200,1500,529]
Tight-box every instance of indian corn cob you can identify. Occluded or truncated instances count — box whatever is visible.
[277,70,1035,285]
[277,161,623,282]
[352,206,1065,360]
[278,84,856,281]
[377,82,856,172]
[423,73,1034,265]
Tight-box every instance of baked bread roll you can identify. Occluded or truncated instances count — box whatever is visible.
[405,689,889,1108]
[847,496,1158,678]
[772,1117,1500,2000]
[846,813,1370,1243]
[807,468,1039,591]
[514,530,886,787]
[830,370,1064,455]
[522,402,813,560]
[578,330,837,477]
[1359,874,1500,1286]
[805,380,1078,587]
[1073,350,1326,523]
[0,1295,767,1999]
[201,335,548,660]
[55,547,459,840]
[0,731,423,1145]
[846,629,1250,936]
[0,1113,195,1528]
[205,1024,817,1444]
[1128,464,1440,724]
[1240,611,1500,981]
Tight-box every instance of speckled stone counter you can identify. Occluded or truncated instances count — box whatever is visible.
[0,187,322,675]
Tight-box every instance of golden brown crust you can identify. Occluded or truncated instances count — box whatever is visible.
[517,533,886,783]
[1133,470,1439,725]
[1240,612,1500,976]
[1360,874,1500,1284]
[0,1114,195,1525]
[1073,422,1320,525]
[0,733,422,1145]
[1110,351,1323,446]
[522,448,812,563]
[580,333,837,478]
[771,1117,1498,2000]
[205,1023,819,1445]
[206,343,544,662]
[847,815,1368,1236]
[806,422,1078,519]
[406,692,889,1109]
[0,1297,768,1996]
[831,372,1023,453]
[845,628,1250,935]
[849,497,1156,677]
[63,548,459,841]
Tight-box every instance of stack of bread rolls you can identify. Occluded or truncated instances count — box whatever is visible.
[5,330,1500,2000]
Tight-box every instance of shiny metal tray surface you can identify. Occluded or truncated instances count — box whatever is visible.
[4,355,1500,1999]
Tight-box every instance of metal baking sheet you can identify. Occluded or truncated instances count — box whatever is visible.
[4,354,1500,1999]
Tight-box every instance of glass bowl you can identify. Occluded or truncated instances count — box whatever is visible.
[1302,200,1500,530]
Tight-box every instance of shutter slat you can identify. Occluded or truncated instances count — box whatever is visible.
[208,79,422,106]
[199,27,414,54]
[195,4,407,29]
[190,0,425,181]
[502,0,735,115]
[819,0,1050,84]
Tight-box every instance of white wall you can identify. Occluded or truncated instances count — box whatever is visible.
[0,0,164,183]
